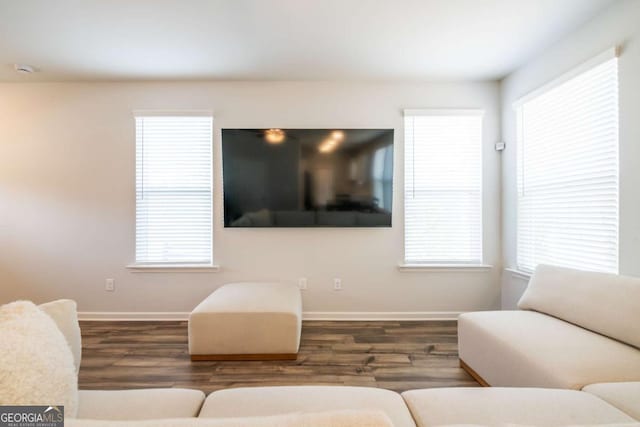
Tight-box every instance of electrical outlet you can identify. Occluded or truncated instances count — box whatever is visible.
[298,277,308,290]
[333,278,342,291]
[105,278,115,292]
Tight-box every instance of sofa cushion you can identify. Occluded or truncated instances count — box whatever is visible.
[402,387,636,427]
[458,310,640,389]
[77,388,206,420]
[0,301,79,416]
[198,386,415,427]
[39,299,82,374]
[583,382,640,421]
[518,264,640,348]
[66,410,394,427]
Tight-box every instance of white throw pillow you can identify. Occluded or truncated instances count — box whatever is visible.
[0,300,79,417]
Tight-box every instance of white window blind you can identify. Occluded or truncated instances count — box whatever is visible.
[516,53,619,274]
[404,110,483,264]
[135,115,213,265]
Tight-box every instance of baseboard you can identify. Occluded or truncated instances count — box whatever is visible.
[79,312,190,321]
[302,311,463,321]
[79,311,463,321]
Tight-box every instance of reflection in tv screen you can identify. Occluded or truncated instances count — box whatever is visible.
[222,129,394,227]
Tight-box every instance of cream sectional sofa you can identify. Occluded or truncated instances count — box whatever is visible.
[459,264,640,389]
[2,288,640,426]
[69,383,640,426]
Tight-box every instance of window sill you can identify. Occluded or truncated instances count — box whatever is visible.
[504,267,531,280]
[126,264,220,273]
[398,263,493,272]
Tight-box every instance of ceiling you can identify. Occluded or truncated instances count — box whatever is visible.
[0,0,616,82]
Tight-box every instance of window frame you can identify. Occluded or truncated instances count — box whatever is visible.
[401,109,485,268]
[514,48,620,275]
[128,110,218,271]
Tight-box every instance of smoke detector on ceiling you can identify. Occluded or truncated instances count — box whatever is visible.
[14,64,35,74]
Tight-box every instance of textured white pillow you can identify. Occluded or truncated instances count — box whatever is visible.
[0,300,79,416]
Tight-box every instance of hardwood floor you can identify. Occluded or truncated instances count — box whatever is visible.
[79,320,479,393]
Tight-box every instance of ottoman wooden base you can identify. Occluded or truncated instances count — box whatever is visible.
[191,353,298,361]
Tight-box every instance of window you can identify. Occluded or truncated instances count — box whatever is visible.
[516,50,619,274]
[134,114,213,265]
[372,144,393,211]
[404,110,483,264]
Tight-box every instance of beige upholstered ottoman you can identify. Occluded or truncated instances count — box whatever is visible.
[188,282,302,361]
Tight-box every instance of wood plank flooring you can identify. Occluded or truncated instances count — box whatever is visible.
[79,320,479,393]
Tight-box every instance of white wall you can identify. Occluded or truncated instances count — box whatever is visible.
[501,0,640,308]
[0,81,501,316]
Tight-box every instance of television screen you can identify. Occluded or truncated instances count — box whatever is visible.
[222,128,394,227]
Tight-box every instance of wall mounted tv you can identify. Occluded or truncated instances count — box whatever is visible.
[222,128,394,227]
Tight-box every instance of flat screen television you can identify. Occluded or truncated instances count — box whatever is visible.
[222,128,394,227]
